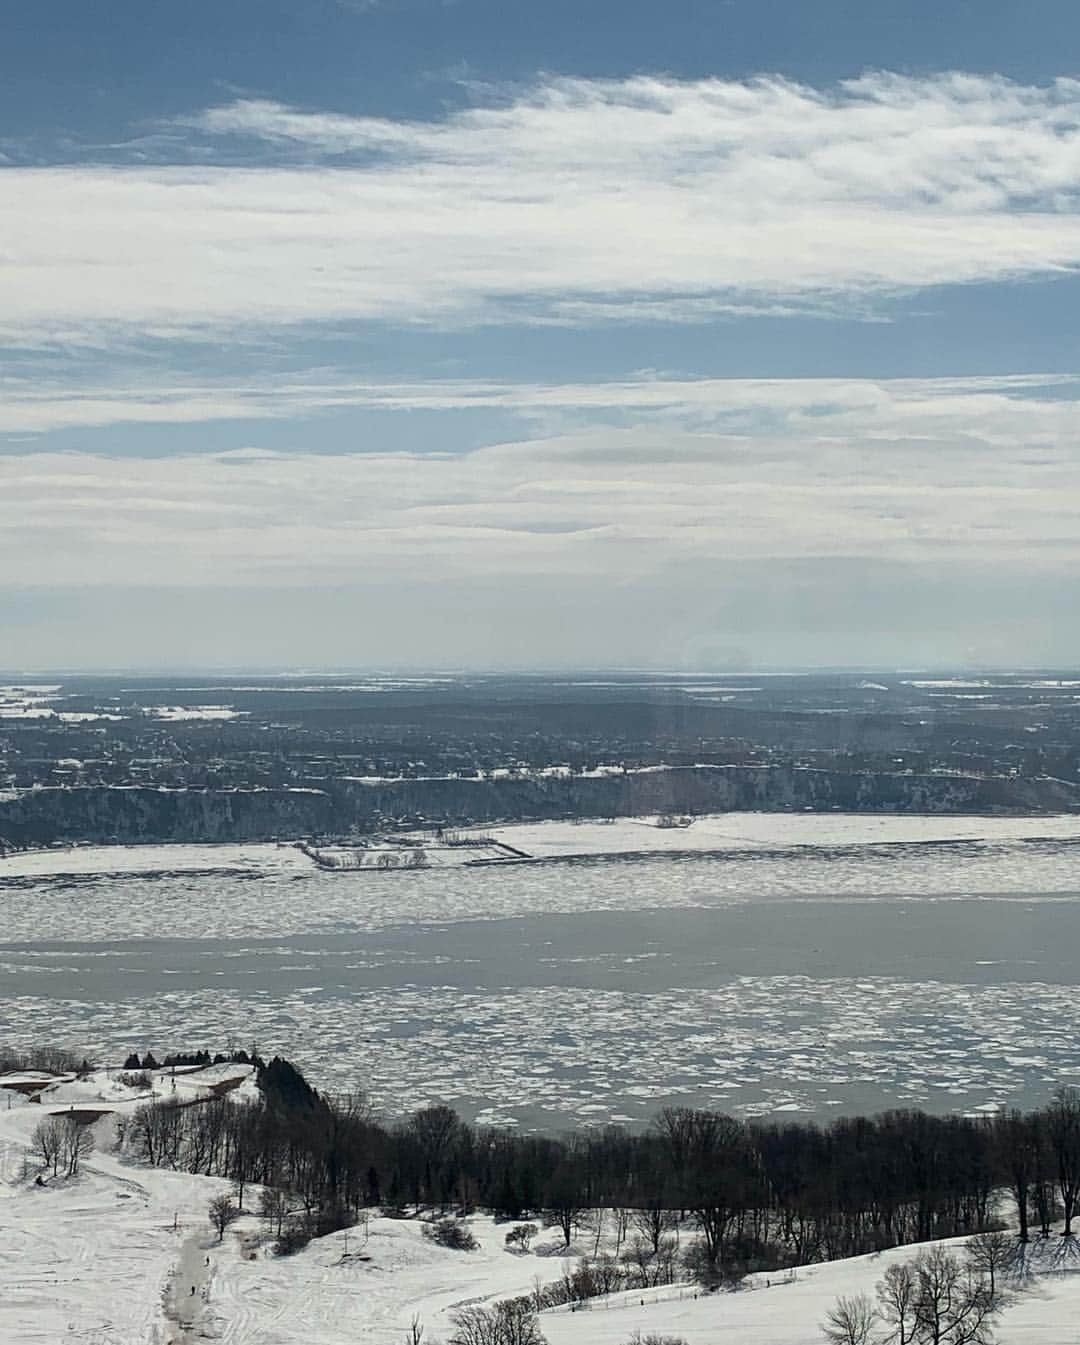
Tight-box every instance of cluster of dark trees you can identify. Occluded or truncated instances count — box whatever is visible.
[116,1051,1080,1276]
[0,1045,94,1075]
[121,1048,256,1071]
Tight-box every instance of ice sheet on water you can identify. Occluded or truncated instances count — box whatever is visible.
[5,815,1080,1126]
[4,820,1080,944]
[4,973,1080,1127]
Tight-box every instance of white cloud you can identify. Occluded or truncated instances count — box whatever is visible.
[1,367,1076,445]
[5,72,1080,339]
[3,371,1080,591]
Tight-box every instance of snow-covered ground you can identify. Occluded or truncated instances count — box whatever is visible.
[0,1070,578,1344]
[6,811,1080,883]
[0,1066,254,1344]
[488,811,1080,858]
[0,841,312,880]
[541,1241,1080,1345]
[205,1212,573,1345]
[3,1073,1080,1343]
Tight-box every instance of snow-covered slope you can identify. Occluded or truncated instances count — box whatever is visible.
[0,1069,576,1344]
[541,1242,1080,1345]
[4,1070,1080,1343]
[0,1075,239,1343]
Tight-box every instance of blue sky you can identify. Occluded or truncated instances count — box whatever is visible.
[3,1,1080,668]
[5,0,1079,138]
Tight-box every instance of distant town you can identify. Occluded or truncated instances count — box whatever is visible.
[3,671,1080,850]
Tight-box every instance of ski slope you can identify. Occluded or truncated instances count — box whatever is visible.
[4,1075,1080,1344]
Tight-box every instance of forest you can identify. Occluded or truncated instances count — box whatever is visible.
[111,1053,1080,1291]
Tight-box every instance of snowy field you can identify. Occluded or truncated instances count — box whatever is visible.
[0,683,246,723]
[0,1067,255,1344]
[7,812,1080,881]
[0,841,311,881]
[494,811,1080,857]
[2,1074,1080,1344]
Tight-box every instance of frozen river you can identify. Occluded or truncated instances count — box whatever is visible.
[3,814,1080,1127]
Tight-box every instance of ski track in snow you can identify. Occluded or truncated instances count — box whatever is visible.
[163,1230,213,1343]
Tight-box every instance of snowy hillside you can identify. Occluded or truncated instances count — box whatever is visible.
[541,1241,1080,1345]
[0,1067,580,1344]
[4,1067,1080,1343]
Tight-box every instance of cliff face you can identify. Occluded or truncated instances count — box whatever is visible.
[338,766,1080,827]
[2,767,1079,849]
[0,786,335,848]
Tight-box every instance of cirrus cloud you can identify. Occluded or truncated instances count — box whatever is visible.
[1,367,1077,447]
[4,72,1080,341]
[3,370,1080,591]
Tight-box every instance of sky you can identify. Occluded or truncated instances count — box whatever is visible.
[3,0,1080,670]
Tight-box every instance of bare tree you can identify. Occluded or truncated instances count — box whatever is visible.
[504,1222,538,1252]
[1046,1087,1080,1236]
[209,1193,239,1241]
[32,1117,65,1177]
[61,1117,94,1177]
[259,1186,288,1238]
[543,1163,586,1248]
[992,1109,1037,1243]
[835,1245,1013,1345]
[876,1261,918,1345]
[449,1302,546,1345]
[409,1103,463,1208]
[448,1306,498,1345]
[823,1294,878,1345]
[910,1244,1001,1345]
[131,1100,184,1168]
[410,1104,461,1166]
[964,1231,1017,1303]
[630,1203,675,1255]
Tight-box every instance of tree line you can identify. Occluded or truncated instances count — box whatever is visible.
[117,1054,1080,1277]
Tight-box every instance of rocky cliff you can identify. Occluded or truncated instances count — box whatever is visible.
[2,767,1078,849]
[0,786,335,848]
